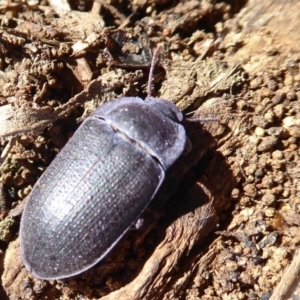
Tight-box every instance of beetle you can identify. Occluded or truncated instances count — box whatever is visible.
[19,47,188,280]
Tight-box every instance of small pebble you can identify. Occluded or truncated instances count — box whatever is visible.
[268,80,277,91]
[272,150,283,160]
[240,196,250,205]
[261,192,276,206]
[264,207,275,218]
[264,110,275,123]
[265,127,283,136]
[231,188,240,199]
[250,77,262,89]
[273,104,285,118]
[257,136,278,152]
[254,168,264,178]
[283,116,295,128]
[271,159,283,170]
[282,189,290,198]
[244,164,256,175]
[288,125,300,138]
[271,93,285,104]
[286,91,297,100]
[254,105,265,115]
[284,74,294,86]
[243,184,257,197]
[255,127,265,136]
[253,116,269,128]
[273,171,284,184]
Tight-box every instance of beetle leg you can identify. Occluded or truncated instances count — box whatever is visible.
[129,218,144,230]
[182,137,192,155]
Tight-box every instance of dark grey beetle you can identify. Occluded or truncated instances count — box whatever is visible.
[20,49,188,280]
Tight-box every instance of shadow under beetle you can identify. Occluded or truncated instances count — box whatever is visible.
[20,47,189,279]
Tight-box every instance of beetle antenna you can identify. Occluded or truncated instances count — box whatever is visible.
[147,45,162,99]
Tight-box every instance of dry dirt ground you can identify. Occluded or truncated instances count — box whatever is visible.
[0,0,299,299]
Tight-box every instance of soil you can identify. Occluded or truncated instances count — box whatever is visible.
[0,0,300,299]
